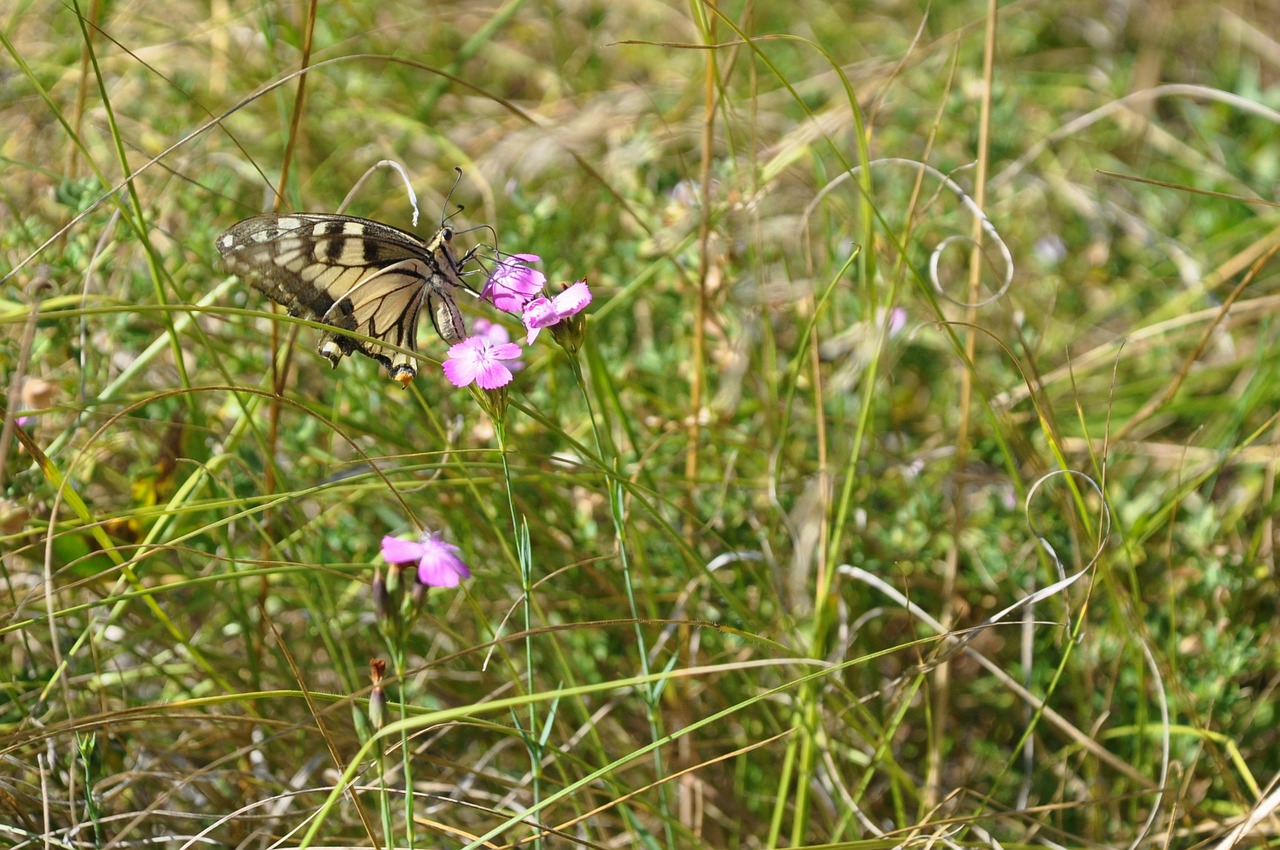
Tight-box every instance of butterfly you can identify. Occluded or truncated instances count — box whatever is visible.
[216,213,472,387]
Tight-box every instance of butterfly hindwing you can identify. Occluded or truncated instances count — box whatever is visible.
[216,213,467,386]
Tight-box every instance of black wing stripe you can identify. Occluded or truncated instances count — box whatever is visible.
[323,226,347,262]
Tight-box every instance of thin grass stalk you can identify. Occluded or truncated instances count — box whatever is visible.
[493,417,547,850]
[565,351,675,847]
[764,250,858,845]
[417,0,533,116]
[685,0,717,541]
[70,0,195,406]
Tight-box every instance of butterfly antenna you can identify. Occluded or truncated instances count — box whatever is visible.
[441,166,465,227]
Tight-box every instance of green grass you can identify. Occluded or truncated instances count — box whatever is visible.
[3,0,1279,847]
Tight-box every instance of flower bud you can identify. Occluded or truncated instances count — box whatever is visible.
[470,383,509,423]
[373,567,393,623]
[550,310,588,355]
[369,659,387,730]
[384,561,403,597]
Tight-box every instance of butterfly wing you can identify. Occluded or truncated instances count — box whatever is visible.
[216,214,467,386]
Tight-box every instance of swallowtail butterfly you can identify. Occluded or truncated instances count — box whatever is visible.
[216,214,470,387]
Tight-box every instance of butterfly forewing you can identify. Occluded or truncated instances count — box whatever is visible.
[216,214,467,386]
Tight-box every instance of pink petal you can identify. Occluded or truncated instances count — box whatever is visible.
[418,559,464,587]
[442,357,479,387]
[523,297,558,329]
[414,536,471,587]
[522,298,558,343]
[475,361,514,389]
[381,535,424,565]
[489,342,524,361]
[483,255,547,313]
[442,337,486,386]
[486,290,524,313]
[551,281,591,315]
[441,337,524,387]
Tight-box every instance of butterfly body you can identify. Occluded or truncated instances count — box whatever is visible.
[216,213,467,387]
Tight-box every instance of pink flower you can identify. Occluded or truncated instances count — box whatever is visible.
[442,335,523,389]
[482,254,546,313]
[381,531,471,588]
[522,280,592,343]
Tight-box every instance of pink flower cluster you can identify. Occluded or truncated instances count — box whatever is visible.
[441,255,591,390]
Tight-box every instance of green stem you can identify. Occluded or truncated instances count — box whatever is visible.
[389,640,414,847]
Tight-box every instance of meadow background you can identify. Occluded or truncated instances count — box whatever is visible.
[3,0,1280,847]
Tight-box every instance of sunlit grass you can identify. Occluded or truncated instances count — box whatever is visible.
[3,1,1279,847]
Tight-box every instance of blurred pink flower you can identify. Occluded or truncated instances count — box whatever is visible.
[471,317,509,344]
[887,307,906,337]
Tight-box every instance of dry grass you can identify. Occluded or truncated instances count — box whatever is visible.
[3,0,1280,847]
